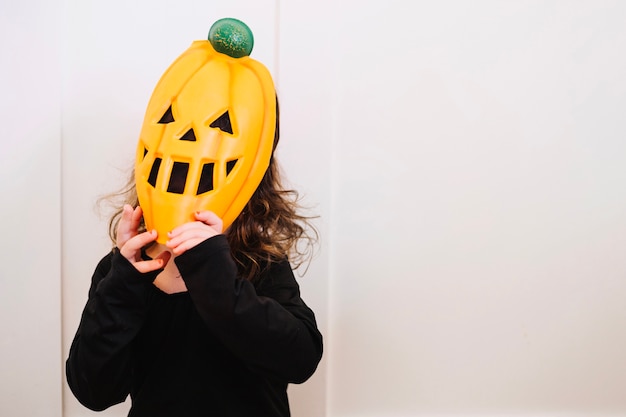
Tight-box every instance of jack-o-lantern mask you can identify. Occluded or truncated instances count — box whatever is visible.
[135,18,276,243]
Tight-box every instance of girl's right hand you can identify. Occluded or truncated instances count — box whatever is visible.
[116,204,170,273]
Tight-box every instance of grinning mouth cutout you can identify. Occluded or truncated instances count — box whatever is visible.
[141,140,239,196]
[143,150,239,196]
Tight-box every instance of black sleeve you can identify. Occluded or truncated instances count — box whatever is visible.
[65,250,160,411]
[175,235,323,384]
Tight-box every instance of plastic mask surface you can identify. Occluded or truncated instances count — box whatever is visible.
[135,19,276,243]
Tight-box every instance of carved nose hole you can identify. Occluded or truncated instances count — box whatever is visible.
[148,158,162,187]
[167,162,189,194]
[180,128,196,142]
[196,163,214,195]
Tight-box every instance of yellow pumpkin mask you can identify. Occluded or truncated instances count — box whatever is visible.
[135,18,277,243]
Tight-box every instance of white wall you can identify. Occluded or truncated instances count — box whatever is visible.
[0,1,63,416]
[3,1,626,417]
[327,1,626,416]
[277,2,333,416]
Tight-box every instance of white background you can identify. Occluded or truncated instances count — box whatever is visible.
[2,0,626,416]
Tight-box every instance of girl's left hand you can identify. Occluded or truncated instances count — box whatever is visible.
[165,211,224,256]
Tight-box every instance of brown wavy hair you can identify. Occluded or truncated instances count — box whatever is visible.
[100,100,318,281]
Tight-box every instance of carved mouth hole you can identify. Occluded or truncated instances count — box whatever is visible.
[196,163,215,195]
[167,162,189,194]
[148,158,162,187]
[226,159,238,176]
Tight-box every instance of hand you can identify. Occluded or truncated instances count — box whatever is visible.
[116,204,171,273]
[166,211,223,256]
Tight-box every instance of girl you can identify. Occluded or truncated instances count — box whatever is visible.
[66,125,323,416]
[66,18,323,414]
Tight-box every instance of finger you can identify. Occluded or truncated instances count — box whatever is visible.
[132,257,169,274]
[167,223,215,244]
[116,205,135,247]
[167,221,206,238]
[130,205,143,230]
[167,237,207,256]
[120,229,159,259]
[166,228,217,255]
[141,247,172,269]
[119,204,133,228]
[194,211,223,233]
[154,250,172,265]
[167,213,222,238]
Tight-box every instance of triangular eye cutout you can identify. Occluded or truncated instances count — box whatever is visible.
[209,111,233,134]
[158,105,175,124]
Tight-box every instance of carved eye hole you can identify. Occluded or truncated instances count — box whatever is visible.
[158,105,175,124]
[209,111,233,134]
